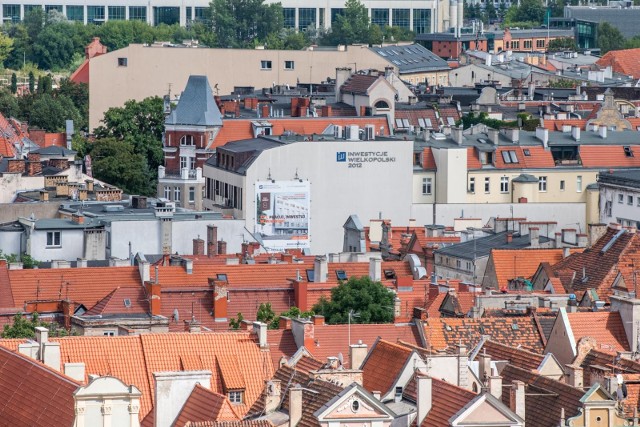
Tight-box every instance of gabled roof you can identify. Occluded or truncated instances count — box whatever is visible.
[566,311,630,353]
[488,248,575,289]
[341,75,381,95]
[0,345,79,426]
[166,75,223,127]
[597,48,640,79]
[83,286,148,316]
[435,231,549,261]
[361,339,414,396]
[474,340,544,372]
[579,145,640,168]
[174,384,240,427]
[424,317,545,353]
[500,364,584,427]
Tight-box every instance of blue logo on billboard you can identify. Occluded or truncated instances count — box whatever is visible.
[336,152,347,162]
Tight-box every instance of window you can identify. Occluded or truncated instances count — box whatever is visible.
[501,150,518,164]
[629,195,634,205]
[45,5,63,13]
[484,177,490,193]
[194,7,208,21]
[371,9,389,27]
[283,8,295,29]
[523,40,532,49]
[174,187,181,201]
[66,5,84,21]
[129,6,147,21]
[469,177,475,193]
[538,176,547,192]
[164,186,170,199]
[619,194,624,204]
[395,386,403,397]
[560,180,565,191]
[2,4,20,22]
[103,331,115,336]
[336,270,348,280]
[47,231,61,247]
[87,5,105,22]
[228,391,243,404]
[306,269,315,282]
[523,149,531,156]
[180,157,188,170]
[260,60,272,70]
[413,9,431,34]
[576,175,582,193]
[500,176,509,193]
[108,5,125,20]
[180,135,194,146]
[536,39,546,48]
[392,9,410,29]
[284,60,295,70]
[189,187,195,202]
[298,8,316,30]
[637,197,640,207]
[118,57,128,67]
[422,177,432,195]
[624,146,634,157]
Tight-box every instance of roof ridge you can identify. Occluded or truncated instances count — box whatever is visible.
[0,345,81,386]
[429,375,477,399]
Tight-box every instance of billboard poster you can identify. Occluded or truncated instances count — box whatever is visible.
[255,180,310,250]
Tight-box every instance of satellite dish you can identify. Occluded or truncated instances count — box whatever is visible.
[337,352,344,367]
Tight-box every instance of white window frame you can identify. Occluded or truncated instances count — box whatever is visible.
[164,186,171,199]
[228,390,243,404]
[538,176,547,192]
[46,231,61,248]
[189,186,195,202]
[469,177,475,193]
[500,176,509,193]
[576,175,582,193]
[484,177,490,193]
[422,177,432,195]
[260,60,272,70]
[174,187,181,201]
[619,194,624,204]
[180,135,194,146]
[629,195,634,206]
[284,60,294,70]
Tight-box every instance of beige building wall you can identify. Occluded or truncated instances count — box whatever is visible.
[403,70,450,86]
[89,45,395,130]
[412,171,437,204]
[465,170,598,204]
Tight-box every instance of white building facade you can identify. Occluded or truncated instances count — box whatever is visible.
[598,170,640,229]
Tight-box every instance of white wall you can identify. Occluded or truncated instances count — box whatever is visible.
[235,139,414,254]
[432,147,468,203]
[0,231,22,256]
[30,229,85,261]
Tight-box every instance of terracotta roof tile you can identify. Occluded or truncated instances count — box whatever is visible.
[174,384,240,427]
[567,311,630,352]
[217,353,246,390]
[0,346,79,426]
[424,317,545,353]
[488,248,574,289]
[362,339,414,395]
[84,286,148,316]
[186,421,273,427]
[395,109,439,130]
[425,292,447,318]
[579,145,640,168]
[307,323,422,368]
[494,146,555,169]
[466,147,482,169]
[597,48,640,79]
[478,340,544,371]
[264,329,297,369]
[292,355,325,373]
[421,147,437,170]
[501,364,584,427]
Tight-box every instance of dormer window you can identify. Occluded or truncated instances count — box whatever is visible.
[624,146,634,157]
[252,121,273,137]
[228,390,243,404]
[180,135,195,146]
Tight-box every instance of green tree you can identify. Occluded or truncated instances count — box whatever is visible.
[89,138,152,194]
[484,2,498,23]
[94,96,165,176]
[210,0,284,47]
[598,22,625,54]
[322,0,371,45]
[311,276,396,324]
[548,37,577,51]
[257,303,277,325]
[33,23,77,70]
[0,33,14,65]
[10,73,17,94]
[28,93,82,132]
[2,24,29,69]
[0,89,19,118]
[55,78,89,130]
[229,312,244,329]
[2,312,70,338]
[28,71,35,93]
[24,8,44,42]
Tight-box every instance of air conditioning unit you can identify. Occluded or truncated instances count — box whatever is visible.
[347,124,359,141]
[333,125,343,139]
[345,125,352,140]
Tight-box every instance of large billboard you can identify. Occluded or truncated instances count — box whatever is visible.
[255,180,310,251]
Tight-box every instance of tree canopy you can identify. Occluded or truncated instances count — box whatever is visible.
[2,312,71,338]
[598,22,625,54]
[88,138,152,195]
[256,303,315,329]
[312,276,396,324]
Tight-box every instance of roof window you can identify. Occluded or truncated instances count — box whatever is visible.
[336,270,348,281]
[216,273,228,281]
[306,269,315,282]
[624,146,634,157]
[523,149,531,156]
[384,269,396,279]
[124,298,131,308]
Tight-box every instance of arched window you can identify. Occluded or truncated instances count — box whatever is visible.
[180,135,194,146]
[374,100,390,109]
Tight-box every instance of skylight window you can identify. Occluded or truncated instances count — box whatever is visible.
[306,269,315,282]
[336,270,348,281]
[502,151,512,164]
[624,146,634,157]
[384,269,396,279]
[509,151,518,163]
[523,149,531,156]
[216,273,228,281]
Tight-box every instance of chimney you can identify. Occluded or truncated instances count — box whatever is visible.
[207,225,218,257]
[416,374,432,426]
[456,344,469,388]
[535,127,549,148]
[85,179,94,192]
[42,341,61,371]
[40,190,49,202]
[27,159,42,176]
[311,315,324,326]
[293,279,308,311]
[211,279,228,322]
[487,128,500,144]
[264,379,282,414]
[566,364,583,388]
[7,159,25,174]
[529,227,539,248]
[261,104,270,119]
[314,255,328,283]
[72,213,85,224]
[369,257,382,281]
[154,371,212,427]
[289,386,303,427]
[506,232,513,244]
[217,240,227,255]
[349,341,368,369]
[452,126,464,145]
[489,375,503,399]
[571,126,581,141]
[64,362,85,382]
[253,321,268,348]
[509,380,526,421]
[577,234,588,248]
[598,126,607,139]
[555,232,562,248]
[76,258,87,268]
[193,237,205,256]
[35,326,49,360]
[478,352,491,383]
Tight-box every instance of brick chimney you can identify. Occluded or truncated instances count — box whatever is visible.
[193,237,205,256]
[7,159,25,174]
[211,278,228,322]
[49,158,69,170]
[509,380,526,421]
[217,240,227,255]
[72,213,85,224]
[293,279,308,311]
[146,281,162,316]
[207,225,218,257]
[506,232,513,244]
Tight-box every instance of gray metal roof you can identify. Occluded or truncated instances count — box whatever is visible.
[512,173,539,183]
[564,6,640,38]
[598,169,640,189]
[490,29,574,39]
[370,44,450,73]
[165,75,223,127]
[435,231,550,260]
[32,146,76,156]
[34,218,104,230]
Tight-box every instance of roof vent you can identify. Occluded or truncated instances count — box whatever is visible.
[124,298,131,308]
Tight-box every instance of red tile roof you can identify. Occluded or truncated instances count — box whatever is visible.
[466,147,482,169]
[341,75,379,95]
[307,323,422,368]
[566,311,630,353]
[579,145,640,168]
[597,48,640,79]
[0,345,79,426]
[396,109,439,130]
[264,329,297,369]
[362,339,414,394]
[421,147,437,170]
[84,286,148,316]
[186,421,273,427]
[424,317,545,353]
[174,385,240,427]
[488,248,576,289]
[493,146,555,169]
[478,340,544,371]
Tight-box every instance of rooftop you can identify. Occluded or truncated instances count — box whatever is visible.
[370,44,450,73]
[435,231,549,261]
